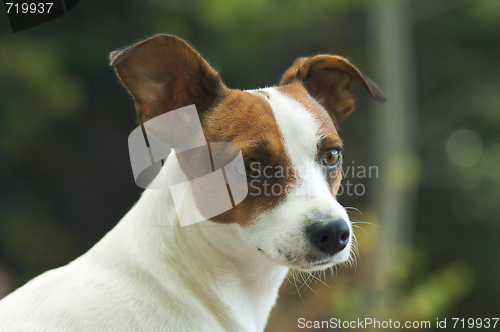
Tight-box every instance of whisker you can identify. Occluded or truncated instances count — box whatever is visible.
[307,271,329,288]
[300,272,318,295]
[344,206,363,216]
[288,271,304,302]
[351,221,380,228]
[318,117,330,132]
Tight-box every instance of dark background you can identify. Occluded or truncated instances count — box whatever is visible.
[0,0,499,331]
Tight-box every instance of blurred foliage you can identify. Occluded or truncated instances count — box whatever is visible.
[0,0,499,331]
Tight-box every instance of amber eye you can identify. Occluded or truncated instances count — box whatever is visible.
[323,149,340,166]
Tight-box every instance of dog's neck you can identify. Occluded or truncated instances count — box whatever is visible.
[88,184,288,332]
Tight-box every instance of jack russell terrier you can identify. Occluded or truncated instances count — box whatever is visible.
[0,35,385,332]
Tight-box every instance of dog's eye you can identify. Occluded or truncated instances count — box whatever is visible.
[237,159,262,179]
[322,149,341,167]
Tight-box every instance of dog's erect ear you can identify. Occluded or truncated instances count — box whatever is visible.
[110,34,227,124]
[280,55,386,124]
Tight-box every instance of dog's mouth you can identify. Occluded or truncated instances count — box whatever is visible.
[311,259,333,267]
[293,258,338,272]
[257,246,346,271]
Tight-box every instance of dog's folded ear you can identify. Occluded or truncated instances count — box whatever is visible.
[110,34,227,124]
[280,55,386,124]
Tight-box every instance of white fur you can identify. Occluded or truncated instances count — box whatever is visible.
[0,87,352,332]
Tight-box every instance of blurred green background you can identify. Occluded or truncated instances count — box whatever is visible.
[0,0,499,331]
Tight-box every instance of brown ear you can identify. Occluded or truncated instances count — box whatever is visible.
[280,55,386,124]
[110,34,227,124]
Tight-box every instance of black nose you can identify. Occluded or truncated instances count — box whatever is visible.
[306,220,350,255]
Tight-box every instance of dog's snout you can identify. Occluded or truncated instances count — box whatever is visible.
[306,220,350,255]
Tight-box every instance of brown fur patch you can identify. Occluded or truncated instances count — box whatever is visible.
[198,90,296,226]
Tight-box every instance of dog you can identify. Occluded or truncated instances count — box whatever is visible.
[0,35,385,332]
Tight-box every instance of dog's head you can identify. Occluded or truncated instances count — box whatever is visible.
[110,35,385,272]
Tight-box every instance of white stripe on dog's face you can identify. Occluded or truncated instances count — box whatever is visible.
[242,87,353,271]
[264,89,319,175]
